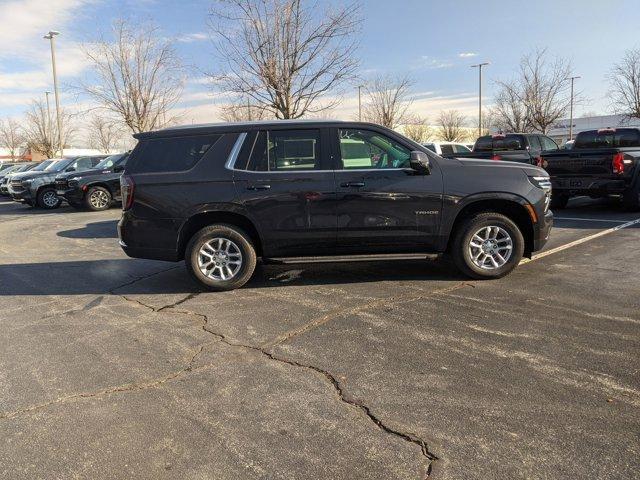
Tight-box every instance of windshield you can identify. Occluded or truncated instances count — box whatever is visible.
[474,135,526,151]
[32,160,53,171]
[95,153,126,170]
[45,158,73,172]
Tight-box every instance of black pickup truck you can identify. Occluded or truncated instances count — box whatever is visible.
[541,128,640,209]
[442,133,560,165]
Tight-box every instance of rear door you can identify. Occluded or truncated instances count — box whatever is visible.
[232,128,336,257]
[331,127,443,252]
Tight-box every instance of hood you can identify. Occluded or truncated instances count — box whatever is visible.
[55,168,112,181]
[10,170,53,182]
[456,157,547,177]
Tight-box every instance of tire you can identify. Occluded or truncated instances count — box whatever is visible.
[622,182,640,211]
[451,212,525,280]
[36,187,62,209]
[185,224,257,291]
[550,193,569,210]
[85,186,112,211]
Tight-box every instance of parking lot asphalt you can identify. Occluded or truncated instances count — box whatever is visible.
[0,196,638,480]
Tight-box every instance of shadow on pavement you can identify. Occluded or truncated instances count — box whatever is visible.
[0,257,464,296]
[58,220,119,239]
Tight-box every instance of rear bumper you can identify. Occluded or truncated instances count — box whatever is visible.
[551,176,629,195]
[118,211,181,262]
[532,209,553,253]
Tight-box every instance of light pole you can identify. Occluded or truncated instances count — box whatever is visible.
[44,91,52,141]
[566,76,580,141]
[358,85,364,122]
[43,31,63,157]
[471,62,490,137]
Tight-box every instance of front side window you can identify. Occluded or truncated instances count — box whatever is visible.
[339,129,411,169]
[541,136,558,150]
[74,157,96,171]
[453,144,471,153]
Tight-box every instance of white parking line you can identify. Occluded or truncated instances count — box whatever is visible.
[522,217,640,264]
[555,217,630,223]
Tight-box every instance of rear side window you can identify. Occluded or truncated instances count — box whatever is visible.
[131,135,221,173]
[244,130,321,171]
[440,144,454,155]
[574,129,640,148]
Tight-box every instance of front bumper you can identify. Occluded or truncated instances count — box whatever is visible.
[532,209,553,252]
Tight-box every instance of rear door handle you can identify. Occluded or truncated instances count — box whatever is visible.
[340,182,365,188]
[247,184,271,191]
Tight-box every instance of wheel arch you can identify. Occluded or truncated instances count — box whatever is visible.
[445,195,535,257]
[85,182,114,195]
[178,210,263,260]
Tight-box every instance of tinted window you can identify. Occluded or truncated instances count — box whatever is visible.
[339,129,411,169]
[573,129,640,149]
[269,130,320,170]
[440,144,455,155]
[74,157,96,171]
[453,144,471,153]
[423,143,436,152]
[474,135,526,151]
[528,135,542,150]
[244,131,269,171]
[540,136,558,150]
[134,135,221,173]
[95,154,123,170]
[32,161,52,171]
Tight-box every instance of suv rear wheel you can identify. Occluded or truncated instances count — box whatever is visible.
[36,187,62,209]
[85,186,112,211]
[185,224,257,291]
[451,212,524,279]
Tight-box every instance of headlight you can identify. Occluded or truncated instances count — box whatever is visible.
[528,175,551,191]
[21,180,32,187]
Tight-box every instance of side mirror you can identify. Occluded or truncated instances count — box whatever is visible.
[113,165,124,173]
[409,151,431,175]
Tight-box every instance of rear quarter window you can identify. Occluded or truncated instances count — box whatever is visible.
[128,134,222,173]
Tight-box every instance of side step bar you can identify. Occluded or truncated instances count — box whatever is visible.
[263,253,440,265]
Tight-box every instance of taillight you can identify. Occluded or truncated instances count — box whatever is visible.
[536,157,544,168]
[612,152,625,174]
[492,154,501,161]
[121,175,135,210]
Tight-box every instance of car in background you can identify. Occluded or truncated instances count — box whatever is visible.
[542,127,640,209]
[0,162,18,173]
[563,140,575,149]
[422,142,472,156]
[9,156,106,209]
[441,133,560,165]
[55,152,129,211]
[118,120,553,291]
[0,163,40,196]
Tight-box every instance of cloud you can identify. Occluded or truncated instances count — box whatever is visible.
[458,52,478,58]
[177,32,208,43]
[419,56,454,69]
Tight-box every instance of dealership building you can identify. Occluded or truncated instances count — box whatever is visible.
[547,114,640,146]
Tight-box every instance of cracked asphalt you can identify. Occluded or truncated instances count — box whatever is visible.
[0,196,638,479]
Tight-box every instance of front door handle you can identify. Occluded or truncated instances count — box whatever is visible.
[247,184,271,191]
[340,182,365,188]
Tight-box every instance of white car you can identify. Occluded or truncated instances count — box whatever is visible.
[422,142,472,156]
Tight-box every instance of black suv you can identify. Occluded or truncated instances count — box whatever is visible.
[118,121,553,290]
[55,152,129,211]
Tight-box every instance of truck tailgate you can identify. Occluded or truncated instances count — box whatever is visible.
[543,148,618,176]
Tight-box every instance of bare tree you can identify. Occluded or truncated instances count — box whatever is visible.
[220,99,269,122]
[402,114,431,143]
[24,99,74,158]
[88,115,122,153]
[494,48,573,134]
[0,119,25,159]
[437,110,467,142]
[608,48,640,119]
[80,19,184,134]
[208,0,361,119]
[491,84,532,133]
[362,74,413,128]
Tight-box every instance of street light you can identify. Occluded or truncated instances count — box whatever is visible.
[357,85,364,122]
[566,76,581,141]
[44,91,52,141]
[471,62,490,137]
[43,30,63,157]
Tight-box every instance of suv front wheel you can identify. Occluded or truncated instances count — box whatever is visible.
[185,224,257,291]
[451,212,525,279]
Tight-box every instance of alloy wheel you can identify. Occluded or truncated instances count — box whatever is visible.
[197,237,243,281]
[468,225,513,270]
[90,190,110,209]
[42,191,59,208]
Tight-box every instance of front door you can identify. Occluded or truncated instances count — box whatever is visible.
[332,127,443,253]
[233,128,336,257]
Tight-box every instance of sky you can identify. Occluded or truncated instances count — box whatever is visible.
[1,0,640,140]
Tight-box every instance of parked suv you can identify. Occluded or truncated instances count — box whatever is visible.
[9,156,105,208]
[55,152,129,210]
[118,121,553,290]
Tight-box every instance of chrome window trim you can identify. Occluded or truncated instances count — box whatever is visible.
[230,167,408,174]
[225,132,248,170]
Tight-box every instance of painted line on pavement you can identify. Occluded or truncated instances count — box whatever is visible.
[522,217,640,264]
[555,217,631,223]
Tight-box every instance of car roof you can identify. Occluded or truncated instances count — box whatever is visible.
[135,120,387,139]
